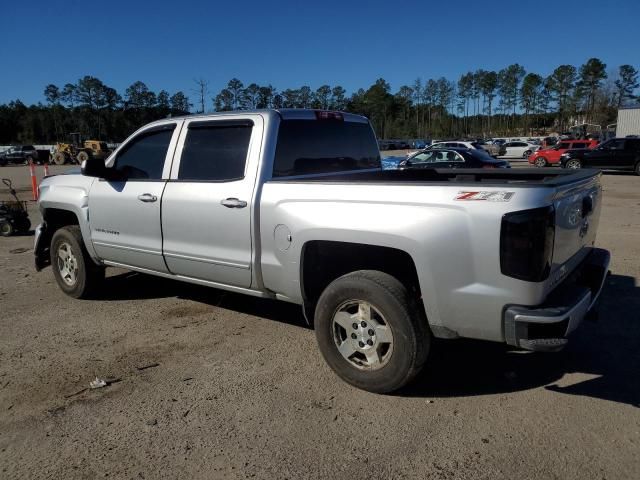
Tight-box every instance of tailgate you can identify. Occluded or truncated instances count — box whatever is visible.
[551,172,602,274]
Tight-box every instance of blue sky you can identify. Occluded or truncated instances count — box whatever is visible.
[2,0,639,105]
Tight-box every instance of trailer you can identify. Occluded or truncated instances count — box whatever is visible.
[616,107,640,137]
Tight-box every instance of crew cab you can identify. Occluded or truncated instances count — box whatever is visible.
[560,137,640,175]
[529,139,598,167]
[34,109,610,393]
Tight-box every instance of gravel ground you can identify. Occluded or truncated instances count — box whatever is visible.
[0,164,639,479]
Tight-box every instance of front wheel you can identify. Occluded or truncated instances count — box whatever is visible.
[52,152,67,165]
[534,157,547,167]
[50,225,104,298]
[565,159,582,169]
[314,270,430,393]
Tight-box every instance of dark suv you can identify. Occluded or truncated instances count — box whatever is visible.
[0,145,38,166]
[560,137,640,175]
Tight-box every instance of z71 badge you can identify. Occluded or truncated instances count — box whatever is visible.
[455,191,515,202]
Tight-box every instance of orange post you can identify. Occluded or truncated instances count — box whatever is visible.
[43,162,50,177]
[29,160,38,201]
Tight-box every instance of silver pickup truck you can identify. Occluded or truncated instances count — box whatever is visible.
[35,109,610,393]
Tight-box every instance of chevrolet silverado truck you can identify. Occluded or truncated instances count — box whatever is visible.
[34,109,610,393]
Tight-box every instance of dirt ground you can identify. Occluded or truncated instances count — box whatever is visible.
[1,163,639,479]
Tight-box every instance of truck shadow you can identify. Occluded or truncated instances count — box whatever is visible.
[400,274,640,408]
[99,270,639,407]
[99,270,309,329]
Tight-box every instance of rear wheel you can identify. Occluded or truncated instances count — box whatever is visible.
[534,157,547,167]
[523,150,532,159]
[565,159,582,169]
[50,226,104,298]
[314,270,430,393]
[76,151,89,163]
[0,221,13,237]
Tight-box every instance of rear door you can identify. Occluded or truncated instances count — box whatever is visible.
[583,139,623,168]
[88,123,180,272]
[161,115,263,288]
[616,139,639,169]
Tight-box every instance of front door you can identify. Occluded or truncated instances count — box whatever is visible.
[88,123,180,272]
[161,116,263,288]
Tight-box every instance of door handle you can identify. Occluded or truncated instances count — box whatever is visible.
[220,197,247,208]
[137,193,157,202]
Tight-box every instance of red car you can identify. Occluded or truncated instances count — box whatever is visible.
[528,139,599,166]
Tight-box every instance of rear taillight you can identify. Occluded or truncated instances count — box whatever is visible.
[500,206,555,282]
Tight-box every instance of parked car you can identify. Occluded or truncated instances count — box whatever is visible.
[560,137,640,174]
[0,145,38,166]
[472,139,505,158]
[426,140,502,156]
[529,139,599,167]
[501,141,540,159]
[35,109,609,394]
[399,148,510,169]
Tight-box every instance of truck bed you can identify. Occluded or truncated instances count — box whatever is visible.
[267,167,600,187]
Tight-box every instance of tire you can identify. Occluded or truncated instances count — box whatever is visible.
[635,161,640,176]
[50,225,104,299]
[52,152,67,165]
[565,159,582,169]
[314,270,430,393]
[523,150,532,159]
[0,221,13,237]
[534,157,547,167]
[76,151,89,163]
[25,155,34,165]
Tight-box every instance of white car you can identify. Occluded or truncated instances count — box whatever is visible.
[427,141,480,150]
[501,141,539,159]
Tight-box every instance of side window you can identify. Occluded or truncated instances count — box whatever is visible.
[411,151,437,163]
[114,126,175,180]
[610,139,625,150]
[573,142,587,149]
[558,142,571,149]
[450,151,465,163]
[178,122,252,181]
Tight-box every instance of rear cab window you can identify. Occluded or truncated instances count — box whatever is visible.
[273,118,380,177]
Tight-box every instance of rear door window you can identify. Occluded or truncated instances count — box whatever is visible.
[178,121,252,181]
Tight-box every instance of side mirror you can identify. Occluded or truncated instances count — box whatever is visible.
[81,156,108,178]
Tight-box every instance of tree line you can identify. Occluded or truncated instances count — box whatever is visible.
[0,58,637,145]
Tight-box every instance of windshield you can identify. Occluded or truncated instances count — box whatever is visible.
[273,120,381,177]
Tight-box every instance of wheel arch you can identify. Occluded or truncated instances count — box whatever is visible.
[37,207,99,269]
[300,240,426,327]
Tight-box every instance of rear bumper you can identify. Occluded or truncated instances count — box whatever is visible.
[503,248,610,352]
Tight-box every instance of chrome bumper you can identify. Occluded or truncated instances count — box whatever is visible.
[504,248,611,352]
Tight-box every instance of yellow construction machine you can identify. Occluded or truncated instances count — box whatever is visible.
[52,133,112,165]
